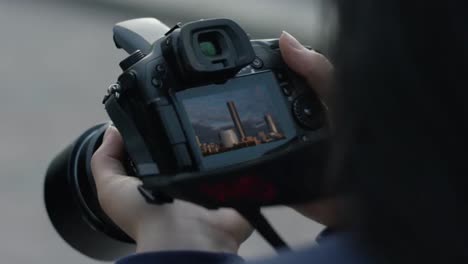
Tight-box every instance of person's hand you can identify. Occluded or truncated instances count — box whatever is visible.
[279,32,337,227]
[91,128,253,254]
[279,31,333,106]
[91,31,336,256]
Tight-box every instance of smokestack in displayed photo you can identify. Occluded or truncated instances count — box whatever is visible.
[265,114,279,134]
[195,136,202,146]
[227,101,247,139]
[219,129,239,148]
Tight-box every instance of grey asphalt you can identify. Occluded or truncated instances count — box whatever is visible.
[0,0,327,262]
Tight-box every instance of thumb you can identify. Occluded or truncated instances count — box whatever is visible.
[279,31,333,104]
[91,125,128,187]
[91,126,142,238]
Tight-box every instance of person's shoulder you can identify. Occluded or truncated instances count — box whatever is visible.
[116,250,243,264]
[247,233,371,264]
[116,233,373,264]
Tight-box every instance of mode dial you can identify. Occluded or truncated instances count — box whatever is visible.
[119,50,145,71]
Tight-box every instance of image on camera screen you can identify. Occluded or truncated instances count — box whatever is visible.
[181,85,286,156]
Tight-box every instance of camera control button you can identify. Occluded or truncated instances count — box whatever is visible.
[280,82,292,96]
[282,87,292,96]
[156,63,166,73]
[151,78,163,88]
[293,94,323,130]
[251,57,264,69]
[276,71,288,82]
[119,50,145,71]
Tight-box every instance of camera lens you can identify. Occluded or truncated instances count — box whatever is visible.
[44,123,135,260]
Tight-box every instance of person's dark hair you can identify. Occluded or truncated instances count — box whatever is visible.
[329,1,468,263]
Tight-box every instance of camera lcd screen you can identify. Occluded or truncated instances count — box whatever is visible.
[182,84,285,156]
[176,71,295,169]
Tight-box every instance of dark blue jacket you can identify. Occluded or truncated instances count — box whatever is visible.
[116,233,371,264]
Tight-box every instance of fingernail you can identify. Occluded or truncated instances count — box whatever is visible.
[282,31,304,51]
[103,126,114,141]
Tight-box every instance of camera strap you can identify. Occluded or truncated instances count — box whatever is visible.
[237,208,291,251]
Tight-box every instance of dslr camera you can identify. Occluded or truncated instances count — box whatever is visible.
[45,18,327,260]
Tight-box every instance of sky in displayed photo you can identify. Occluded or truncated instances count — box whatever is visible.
[181,85,283,144]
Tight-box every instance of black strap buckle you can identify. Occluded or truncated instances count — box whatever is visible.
[138,185,174,205]
[165,22,182,36]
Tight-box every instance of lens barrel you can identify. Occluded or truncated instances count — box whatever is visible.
[44,123,135,261]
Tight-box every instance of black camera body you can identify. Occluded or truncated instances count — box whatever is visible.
[44,18,328,260]
[106,18,327,208]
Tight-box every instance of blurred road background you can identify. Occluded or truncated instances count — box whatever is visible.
[0,0,334,263]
